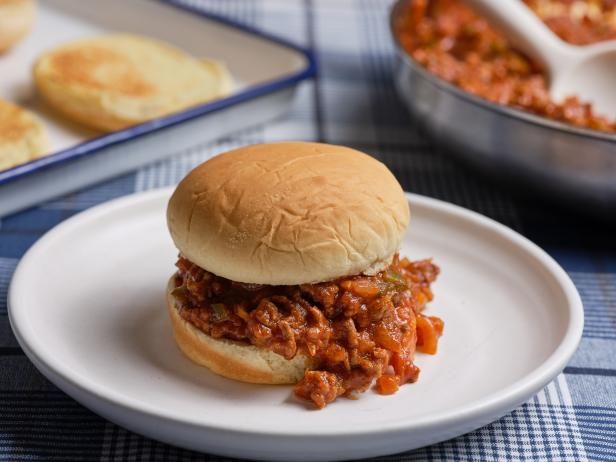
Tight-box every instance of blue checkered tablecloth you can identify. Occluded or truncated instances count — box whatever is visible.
[2,0,615,460]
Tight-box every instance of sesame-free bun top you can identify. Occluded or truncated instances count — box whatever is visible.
[0,0,36,53]
[0,98,48,171]
[167,142,409,285]
[33,34,232,132]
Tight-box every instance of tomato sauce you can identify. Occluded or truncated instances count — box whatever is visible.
[172,255,443,408]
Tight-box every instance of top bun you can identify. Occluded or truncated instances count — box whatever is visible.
[167,142,409,285]
[33,34,232,132]
[0,0,36,53]
[0,98,49,171]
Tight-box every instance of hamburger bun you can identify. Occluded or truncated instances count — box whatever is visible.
[167,142,409,285]
[0,98,49,171]
[33,34,232,132]
[167,278,311,384]
[0,0,36,53]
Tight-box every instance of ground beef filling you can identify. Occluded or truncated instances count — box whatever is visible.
[172,255,443,408]
[397,0,616,132]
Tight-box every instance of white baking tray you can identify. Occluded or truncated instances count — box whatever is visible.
[0,0,315,217]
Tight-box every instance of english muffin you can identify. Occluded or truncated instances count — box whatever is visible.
[0,98,49,171]
[0,0,36,53]
[33,34,233,132]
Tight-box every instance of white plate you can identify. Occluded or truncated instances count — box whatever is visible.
[8,189,583,461]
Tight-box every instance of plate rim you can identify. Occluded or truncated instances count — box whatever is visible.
[8,188,584,438]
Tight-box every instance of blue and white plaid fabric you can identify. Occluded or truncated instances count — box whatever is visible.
[1,1,615,460]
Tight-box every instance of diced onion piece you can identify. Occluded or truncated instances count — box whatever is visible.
[374,324,401,352]
[429,315,444,335]
[376,375,400,395]
[416,315,438,354]
[349,279,380,298]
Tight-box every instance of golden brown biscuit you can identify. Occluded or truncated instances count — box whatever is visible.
[0,0,36,53]
[0,98,49,171]
[33,34,233,132]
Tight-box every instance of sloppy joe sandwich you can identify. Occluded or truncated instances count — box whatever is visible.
[166,142,443,408]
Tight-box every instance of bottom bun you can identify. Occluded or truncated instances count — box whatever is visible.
[166,278,311,384]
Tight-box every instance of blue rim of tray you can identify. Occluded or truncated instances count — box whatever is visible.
[0,0,316,186]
